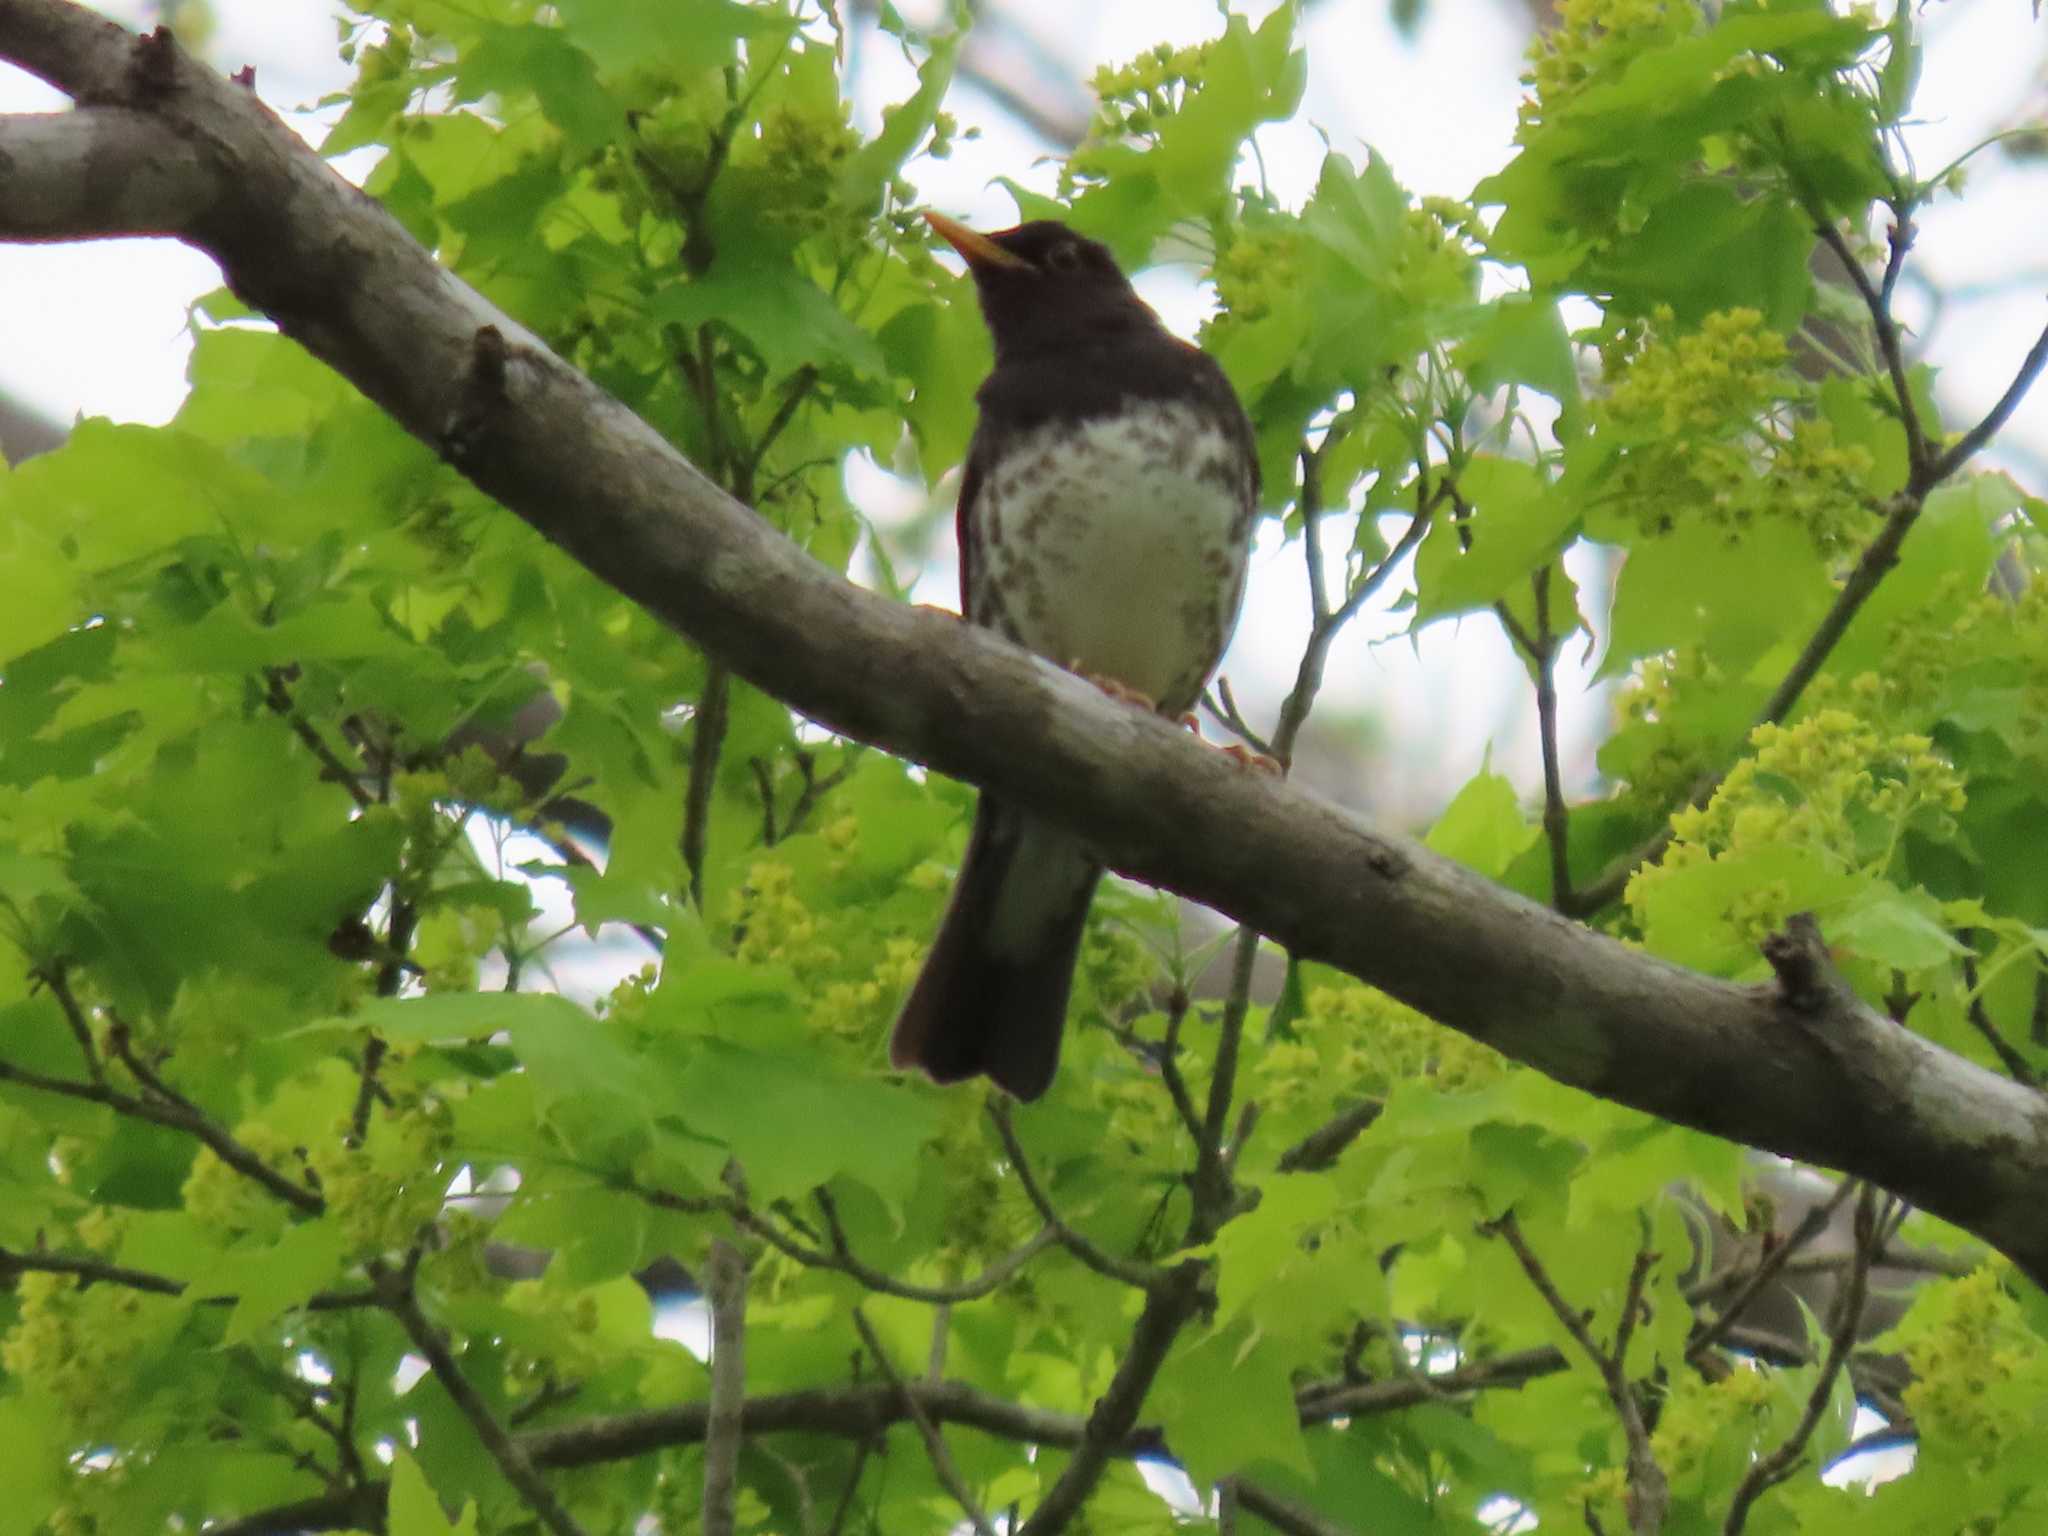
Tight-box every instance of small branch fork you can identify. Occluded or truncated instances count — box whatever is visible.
[1720,1185,1882,1536]
[1495,563,1574,911]
[1488,1212,1668,1536]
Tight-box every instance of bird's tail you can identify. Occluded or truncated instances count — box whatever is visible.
[889,796,1102,1101]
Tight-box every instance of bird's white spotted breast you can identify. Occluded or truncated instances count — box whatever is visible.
[969,401,1252,714]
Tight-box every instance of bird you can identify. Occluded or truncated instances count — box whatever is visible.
[888,212,1259,1101]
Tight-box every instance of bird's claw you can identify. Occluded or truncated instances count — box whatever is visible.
[1068,661,1158,713]
[1219,743,1283,775]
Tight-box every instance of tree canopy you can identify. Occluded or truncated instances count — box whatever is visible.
[2,1,2048,1533]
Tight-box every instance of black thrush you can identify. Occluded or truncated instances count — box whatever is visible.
[889,213,1258,1101]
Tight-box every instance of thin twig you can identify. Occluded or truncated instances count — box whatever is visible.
[1813,219,1929,477]
[1927,317,2048,486]
[747,364,819,483]
[1501,565,1574,910]
[1014,1262,1207,1536]
[682,661,732,910]
[376,1255,592,1536]
[851,1307,996,1536]
[265,668,373,810]
[821,1437,872,1536]
[347,1034,386,1150]
[988,1100,1165,1291]
[1721,1185,1879,1536]
[1688,1179,1858,1363]
[1189,927,1260,1245]
[11,1028,326,1217]
[0,1246,374,1309]
[33,962,102,1084]
[1200,677,1274,758]
[1155,987,1205,1144]
[1276,1099,1384,1173]
[1491,1212,1667,1535]
[1234,1480,1359,1536]
[1960,948,2042,1088]
[812,1188,1057,1303]
[703,1240,748,1536]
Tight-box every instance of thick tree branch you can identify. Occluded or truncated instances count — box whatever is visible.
[4,3,2048,1283]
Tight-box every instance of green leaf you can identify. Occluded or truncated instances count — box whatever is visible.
[0,1396,62,1536]
[213,1221,355,1344]
[1600,518,1832,677]
[1425,766,1540,878]
[1830,882,1967,971]
[1413,457,1578,621]
[1456,291,1584,421]
[653,261,887,384]
[1152,1320,1311,1487]
[388,1450,479,1536]
[669,1041,939,1205]
[550,0,780,74]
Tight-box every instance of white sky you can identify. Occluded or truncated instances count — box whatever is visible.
[3,0,2045,820]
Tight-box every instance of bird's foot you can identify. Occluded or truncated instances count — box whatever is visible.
[1068,662,1158,713]
[1218,743,1283,775]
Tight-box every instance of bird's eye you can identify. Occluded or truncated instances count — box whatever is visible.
[1045,242,1083,273]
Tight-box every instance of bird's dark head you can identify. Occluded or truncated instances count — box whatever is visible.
[925,213,1159,359]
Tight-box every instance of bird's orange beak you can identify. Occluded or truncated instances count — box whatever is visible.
[924,211,1030,272]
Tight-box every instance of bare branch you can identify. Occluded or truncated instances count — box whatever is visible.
[1490,1212,1667,1535]
[1015,1263,1206,1536]
[682,662,732,910]
[1961,948,2043,1088]
[1814,219,1931,478]
[1927,318,2048,485]
[376,1256,592,1536]
[33,962,102,1083]
[0,1246,374,1311]
[1722,1185,1879,1535]
[0,1033,324,1217]
[988,1099,1166,1291]
[1190,926,1260,1244]
[812,1188,1057,1304]
[703,1240,748,1536]
[1688,1178,1859,1363]
[1277,1098,1384,1174]
[851,1308,996,1536]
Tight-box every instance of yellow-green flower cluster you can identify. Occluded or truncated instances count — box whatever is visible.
[1629,710,1967,930]
[1209,224,1305,334]
[1592,308,1877,553]
[1611,648,1724,804]
[1069,40,1217,187]
[726,97,867,239]
[810,937,925,1044]
[1651,1366,1772,1491]
[727,856,947,1055]
[1254,983,1504,1115]
[729,859,847,980]
[183,1122,306,1243]
[305,1097,454,1256]
[1899,1267,2048,1464]
[1526,0,1702,118]
[1,1271,167,1433]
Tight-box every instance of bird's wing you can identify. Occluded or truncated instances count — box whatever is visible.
[955,445,985,625]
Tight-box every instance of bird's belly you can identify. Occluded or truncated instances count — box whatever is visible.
[973,405,1251,712]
